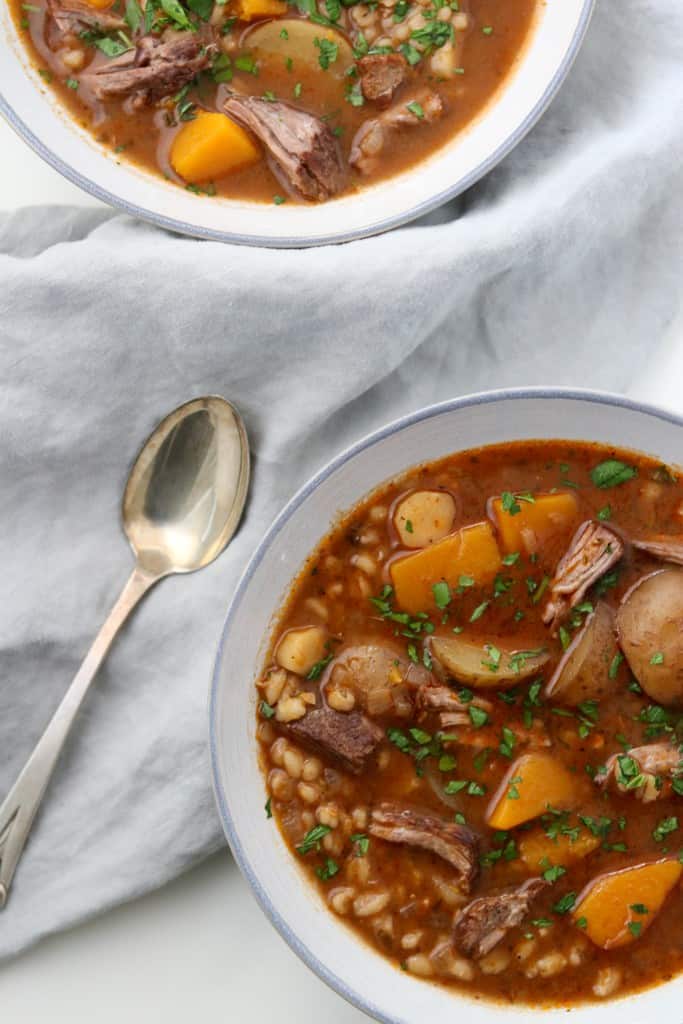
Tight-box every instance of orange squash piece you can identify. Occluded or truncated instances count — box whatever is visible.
[170,111,260,183]
[83,0,116,8]
[234,0,287,19]
[519,827,600,871]
[486,752,578,830]
[573,859,682,949]
[488,491,579,555]
[390,521,501,615]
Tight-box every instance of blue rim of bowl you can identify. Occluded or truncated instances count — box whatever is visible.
[0,0,594,248]
[209,385,682,1022]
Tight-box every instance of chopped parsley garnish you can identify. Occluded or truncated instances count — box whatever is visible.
[469,705,489,728]
[297,824,331,855]
[351,833,370,856]
[650,651,665,665]
[590,459,637,489]
[406,101,424,119]
[469,599,489,623]
[597,504,612,521]
[653,816,678,842]
[552,892,576,914]
[432,581,451,609]
[265,797,272,818]
[627,921,642,938]
[315,858,339,880]
[315,37,339,69]
[307,653,333,680]
[259,700,276,719]
[609,652,624,679]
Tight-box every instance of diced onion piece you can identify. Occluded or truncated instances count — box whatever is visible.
[486,752,578,829]
[431,636,549,689]
[545,602,618,705]
[616,568,683,706]
[573,859,682,950]
[275,626,327,676]
[394,490,457,549]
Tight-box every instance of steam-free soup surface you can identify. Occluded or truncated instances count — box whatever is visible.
[256,440,683,1007]
[13,0,536,203]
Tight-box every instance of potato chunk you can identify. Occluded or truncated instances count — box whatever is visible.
[394,490,457,549]
[171,111,260,183]
[488,491,579,555]
[519,827,600,871]
[275,626,327,676]
[573,859,682,949]
[545,602,618,705]
[390,521,501,615]
[486,753,578,830]
[431,636,548,689]
[617,568,683,706]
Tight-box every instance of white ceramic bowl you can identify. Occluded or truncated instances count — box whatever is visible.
[0,1,592,246]
[210,387,683,1022]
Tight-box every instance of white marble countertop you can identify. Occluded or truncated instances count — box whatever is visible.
[1,114,681,1024]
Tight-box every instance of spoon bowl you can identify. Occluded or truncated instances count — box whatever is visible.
[123,396,250,576]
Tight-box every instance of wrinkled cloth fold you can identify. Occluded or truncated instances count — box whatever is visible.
[0,0,682,960]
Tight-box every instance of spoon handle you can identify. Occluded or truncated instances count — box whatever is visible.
[0,565,159,909]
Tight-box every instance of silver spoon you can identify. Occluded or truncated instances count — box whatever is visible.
[0,396,250,908]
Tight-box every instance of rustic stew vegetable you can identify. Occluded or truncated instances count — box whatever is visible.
[256,439,683,1006]
[12,0,537,203]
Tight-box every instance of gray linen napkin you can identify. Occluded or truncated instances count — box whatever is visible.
[1,0,682,960]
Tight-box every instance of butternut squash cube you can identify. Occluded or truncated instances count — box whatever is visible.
[84,0,117,9]
[519,826,600,871]
[486,752,578,830]
[170,111,260,183]
[234,0,287,20]
[573,859,682,949]
[390,521,501,615]
[488,491,579,555]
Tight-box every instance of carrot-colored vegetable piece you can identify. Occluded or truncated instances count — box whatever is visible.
[390,521,500,615]
[170,111,260,183]
[486,752,578,830]
[84,0,116,8]
[573,859,682,949]
[519,827,600,871]
[488,491,579,555]
[234,0,287,19]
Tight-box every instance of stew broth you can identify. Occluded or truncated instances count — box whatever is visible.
[256,440,683,1007]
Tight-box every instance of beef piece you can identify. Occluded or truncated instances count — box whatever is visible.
[633,535,683,566]
[543,521,624,631]
[223,94,345,201]
[369,803,480,889]
[597,742,683,802]
[350,89,443,175]
[82,35,212,108]
[453,878,547,958]
[47,0,125,34]
[358,52,408,108]
[287,705,383,774]
[417,682,492,729]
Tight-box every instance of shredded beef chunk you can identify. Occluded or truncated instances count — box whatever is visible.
[417,682,492,729]
[598,742,683,802]
[633,535,683,566]
[287,705,382,774]
[47,0,125,34]
[453,878,547,959]
[543,521,624,631]
[83,35,211,108]
[369,803,480,889]
[224,94,345,201]
[350,89,443,175]
[358,53,408,108]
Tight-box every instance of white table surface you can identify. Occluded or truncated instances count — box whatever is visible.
[1,115,681,1024]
